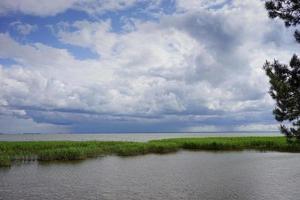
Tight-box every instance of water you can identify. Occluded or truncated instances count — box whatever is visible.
[0,151,299,200]
[0,132,280,142]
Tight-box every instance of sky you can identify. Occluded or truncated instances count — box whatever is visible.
[0,0,298,133]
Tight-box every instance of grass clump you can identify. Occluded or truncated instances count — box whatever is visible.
[38,148,86,161]
[147,142,180,154]
[0,155,11,167]
[114,143,147,156]
[1,136,300,167]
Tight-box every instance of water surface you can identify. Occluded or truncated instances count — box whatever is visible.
[0,151,299,200]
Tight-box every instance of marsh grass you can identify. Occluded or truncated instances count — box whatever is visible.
[0,155,11,167]
[1,136,300,167]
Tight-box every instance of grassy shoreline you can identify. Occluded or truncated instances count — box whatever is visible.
[1,136,300,167]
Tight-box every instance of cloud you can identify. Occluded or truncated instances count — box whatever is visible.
[10,21,38,36]
[0,0,296,132]
[0,0,140,16]
[0,115,69,134]
[73,0,140,16]
[181,125,221,132]
[0,33,76,68]
[175,0,229,12]
[234,123,279,132]
[0,0,77,16]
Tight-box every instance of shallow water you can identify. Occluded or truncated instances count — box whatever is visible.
[0,151,299,200]
[0,132,280,142]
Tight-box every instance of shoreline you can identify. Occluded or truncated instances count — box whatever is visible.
[1,136,299,167]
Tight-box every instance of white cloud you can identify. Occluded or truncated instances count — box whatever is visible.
[10,21,38,35]
[182,125,221,132]
[73,0,139,15]
[176,0,228,12]
[0,0,140,16]
[235,123,279,132]
[0,0,77,16]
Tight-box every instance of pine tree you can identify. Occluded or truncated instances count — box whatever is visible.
[264,55,300,140]
[264,0,300,140]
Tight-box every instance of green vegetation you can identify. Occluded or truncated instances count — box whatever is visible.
[264,0,300,140]
[1,136,300,167]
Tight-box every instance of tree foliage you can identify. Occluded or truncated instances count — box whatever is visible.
[265,0,300,43]
[264,55,300,140]
[264,0,300,140]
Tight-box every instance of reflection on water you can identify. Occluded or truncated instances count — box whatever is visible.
[0,151,299,200]
[0,132,280,142]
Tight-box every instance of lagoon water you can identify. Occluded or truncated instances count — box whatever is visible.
[0,151,300,200]
[0,132,280,142]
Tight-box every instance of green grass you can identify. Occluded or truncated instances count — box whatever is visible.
[1,136,300,167]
